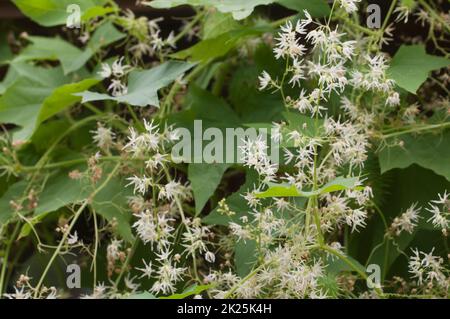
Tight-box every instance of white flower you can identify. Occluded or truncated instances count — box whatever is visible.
[274,21,307,59]
[345,209,367,232]
[205,251,216,263]
[159,181,184,201]
[389,203,421,236]
[427,205,449,230]
[258,71,272,90]
[431,190,449,205]
[239,136,278,183]
[98,63,112,78]
[136,259,153,279]
[123,121,162,157]
[289,58,306,87]
[125,275,140,292]
[275,198,289,212]
[127,175,152,195]
[111,57,131,78]
[271,122,283,143]
[133,210,174,248]
[3,287,32,299]
[91,123,115,150]
[67,231,79,245]
[243,192,260,208]
[408,248,446,287]
[151,252,187,295]
[182,220,210,256]
[339,0,361,14]
[386,92,400,107]
[106,238,122,268]
[148,17,163,33]
[145,153,167,172]
[107,79,128,97]
[143,120,161,151]
[81,283,107,299]
[229,222,251,241]
[283,148,295,164]
[426,191,449,232]
[130,42,152,59]
[394,5,410,23]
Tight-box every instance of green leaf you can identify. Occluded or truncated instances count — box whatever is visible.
[14,36,90,75]
[160,284,211,299]
[0,63,99,142]
[18,211,54,239]
[255,183,301,198]
[229,64,285,123]
[0,32,13,66]
[203,12,240,39]
[12,0,108,27]
[235,240,257,277]
[125,292,157,299]
[86,21,126,54]
[379,130,450,181]
[147,0,329,20]
[91,175,134,242]
[146,0,273,20]
[203,170,259,226]
[77,61,196,107]
[388,45,450,93]
[182,85,241,126]
[35,171,87,216]
[361,165,450,279]
[283,111,324,138]
[39,79,100,123]
[256,176,361,198]
[35,167,134,242]
[188,163,230,215]
[14,23,124,75]
[82,6,116,22]
[276,0,330,17]
[172,26,271,62]
[0,181,28,227]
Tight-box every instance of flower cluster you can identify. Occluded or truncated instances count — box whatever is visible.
[408,248,448,289]
[99,57,132,97]
[121,10,176,60]
[426,191,449,236]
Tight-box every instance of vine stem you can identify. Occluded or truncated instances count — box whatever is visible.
[91,210,99,289]
[161,165,201,284]
[370,0,398,49]
[418,0,450,33]
[223,262,269,299]
[171,10,205,44]
[18,156,150,173]
[380,122,450,139]
[319,245,384,297]
[0,222,21,296]
[113,239,139,289]
[33,163,121,298]
[159,63,208,118]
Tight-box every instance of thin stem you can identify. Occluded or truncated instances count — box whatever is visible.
[20,156,124,172]
[33,163,121,297]
[381,122,450,139]
[319,245,384,297]
[161,165,201,284]
[418,0,450,32]
[223,263,268,299]
[171,11,205,44]
[0,222,21,296]
[114,239,139,289]
[91,210,99,289]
